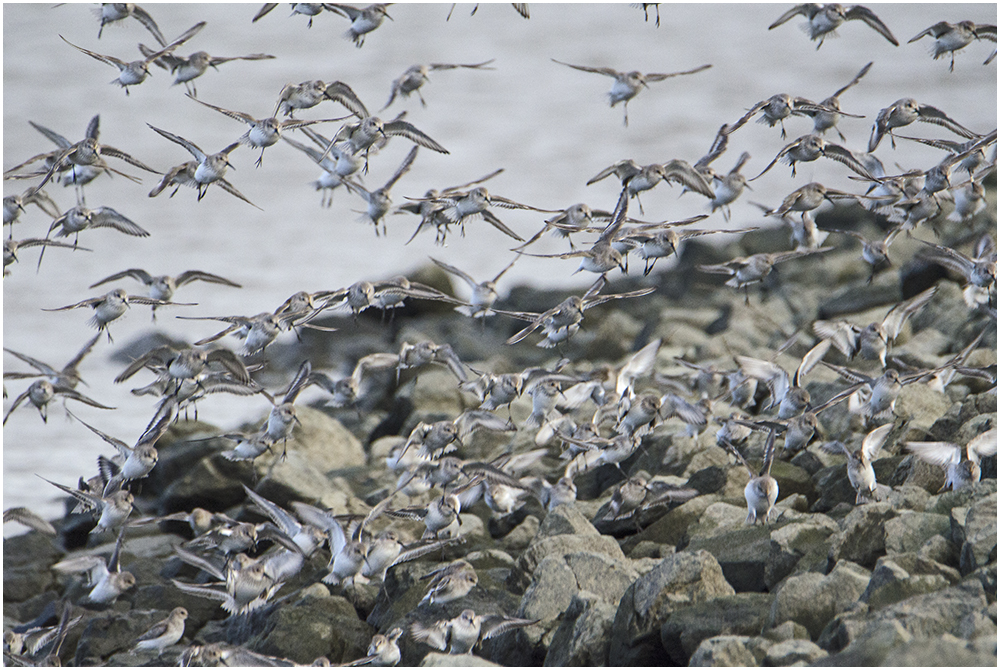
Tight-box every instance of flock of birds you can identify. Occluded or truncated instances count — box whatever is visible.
[3,2,998,667]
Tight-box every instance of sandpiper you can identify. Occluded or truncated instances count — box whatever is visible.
[906,428,998,491]
[868,98,978,152]
[52,528,136,601]
[768,4,898,49]
[95,3,166,44]
[90,268,241,319]
[43,288,191,342]
[326,3,393,47]
[130,607,187,656]
[821,423,894,503]
[383,60,495,109]
[140,47,275,96]
[909,20,997,71]
[721,428,779,525]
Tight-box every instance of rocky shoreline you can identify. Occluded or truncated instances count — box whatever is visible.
[3,194,997,667]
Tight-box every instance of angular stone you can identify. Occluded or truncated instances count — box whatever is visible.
[660,592,774,664]
[687,526,798,593]
[762,638,828,666]
[883,511,951,556]
[544,591,617,666]
[768,560,871,639]
[960,493,998,575]
[688,635,759,667]
[828,503,896,568]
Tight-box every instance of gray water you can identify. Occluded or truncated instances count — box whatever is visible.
[4,3,996,531]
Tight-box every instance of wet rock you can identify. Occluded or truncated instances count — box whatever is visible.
[659,592,774,664]
[767,559,871,639]
[609,550,735,665]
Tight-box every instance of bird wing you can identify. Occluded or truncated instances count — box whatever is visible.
[130,4,167,46]
[324,81,370,118]
[905,441,961,466]
[147,124,206,162]
[551,59,621,77]
[643,63,712,81]
[768,3,821,29]
[60,36,127,69]
[881,285,937,341]
[861,423,894,460]
[383,120,449,154]
[844,5,898,45]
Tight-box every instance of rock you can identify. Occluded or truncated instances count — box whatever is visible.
[883,484,931,512]
[660,592,774,664]
[887,635,998,667]
[859,554,960,609]
[420,652,501,666]
[959,493,998,575]
[769,460,814,503]
[883,511,951,556]
[536,504,600,538]
[762,620,810,642]
[609,550,735,665]
[827,503,897,568]
[252,585,374,665]
[762,638,828,666]
[543,591,617,666]
[769,516,840,577]
[686,526,798,593]
[687,635,760,667]
[928,479,998,515]
[819,580,988,660]
[73,609,166,665]
[622,494,719,551]
[767,560,871,639]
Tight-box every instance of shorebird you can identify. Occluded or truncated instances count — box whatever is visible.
[3,333,100,399]
[273,79,369,118]
[41,206,148,267]
[130,607,187,656]
[800,61,872,140]
[41,477,134,533]
[345,628,403,666]
[552,59,711,126]
[139,46,275,96]
[735,340,832,419]
[326,3,393,47]
[60,21,205,94]
[332,115,449,165]
[51,528,136,602]
[906,428,998,491]
[868,98,978,152]
[252,3,338,28]
[68,408,168,494]
[417,560,478,604]
[431,256,518,319]
[3,186,60,228]
[814,284,937,371]
[918,239,996,290]
[43,288,192,342]
[768,4,898,49]
[821,423,894,503]
[282,128,364,206]
[345,146,419,234]
[722,428,779,524]
[728,93,845,140]
[89,268,241,320]
[908,20,997,71]
[691,126,751,220]
[823,228,900,283]
[751,134,874,180]
[4,238,87,274]
[95,3,166,44]
[383,60,495,109]
[171,549,284,615]
[3,378,113,425]
[147,124,246,200]
[697,247,832,303]
[410,610,538,655]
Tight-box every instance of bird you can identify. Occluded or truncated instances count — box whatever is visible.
[410,609,538,655]
[917,239,996,291]
[3,332,100,392]
[735,339,833,419]
[345,628,404,666]
[906,428,998,491]
[147,123,248,203]
[4,237,85,274]
[418,560,479,605]
[823,228,900,284]
[185,94,342,166]
[41,206,149,266]
[750,135,874,180]
[3,186,60,228]
[767,4,898,49]
[171,549,284,615]
[60,21,206,94]
[273,79,369,118]
[727,93,843,139]
[139,46,275,96]
[332,115,450,162]
[51,528,136,603]
[908,20,997,71]
[68,409,167,495]
[552,59,712,126]
[868,98,978,152]
[345,145,419,235]
[383,60,495,109]
[41,477,134,533]
[721,428,779,525]
[325,3,393,47]
[798,61,872,140]
[696,248,832,303]
[821,423,894,503]
[3,507,57,536]
[130,607,188,656]
[94,3,166,44]
[813,285,938,365]
[431,256,518,319]
[42,288,192,342]
[252,2,339,28]
[89,268,241,320]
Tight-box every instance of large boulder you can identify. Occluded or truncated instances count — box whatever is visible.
[659,592,774,664]
[767,560,871,639]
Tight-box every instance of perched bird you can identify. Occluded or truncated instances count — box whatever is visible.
[768,4,898,49]
[906,428,998,491]
[721,428,779,525]
[52,528,136,603]
[130,607,188,656]
[821,423,894,503]
[552,59,712,126]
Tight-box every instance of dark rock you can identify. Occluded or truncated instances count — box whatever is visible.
[686,526,799,593]
[860,554,960,610]
[659,592,774,664]
[959,493,998,575]
[767,559,870,639]
[883,511,951,556]
[609,550,735,665]
[543,591,617,667]
[828,503,897,568]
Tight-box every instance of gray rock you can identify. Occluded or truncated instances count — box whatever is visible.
[883,511,951,556]
[537,504,600,538]
[860,554,960,609]
[622,494,719,551]
[928,479,998,515]
[769,516,840,577]
[819,580,988,660]
[420,651,501,666]
[959,493,998,575]
[660,592,774,664]
[73,609,165,665]
[883,484,932,512]
[687,635,760,667]
[762,620,810,642]
[828,503,897,568]
[768,560,871,639]
[609,550,735,665]
[544,591,617,667]
[686,526,798,593]
[252,585,373,665]
[762,638,828,666]
[886,634,998,667]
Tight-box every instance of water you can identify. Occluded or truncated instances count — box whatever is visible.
[4,3,996,530]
